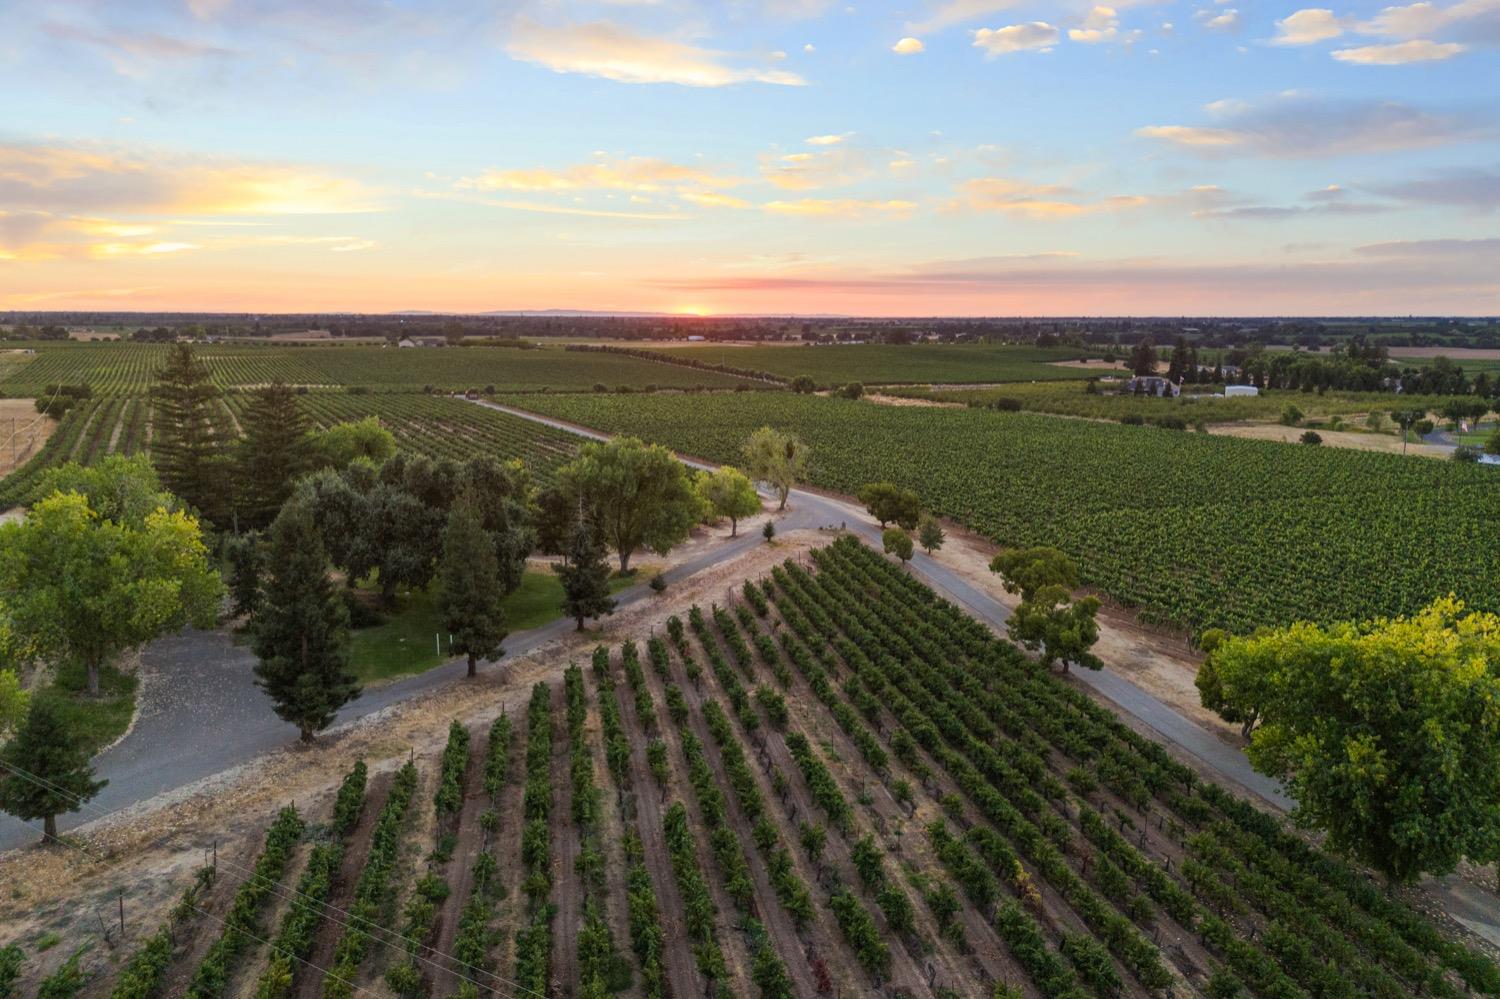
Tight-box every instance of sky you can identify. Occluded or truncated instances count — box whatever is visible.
[1,0,1498,316]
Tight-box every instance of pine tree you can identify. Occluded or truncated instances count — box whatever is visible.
[237,382,311,529]
[555,522,616,632]
[151,343,228,524]
[225,530,264,619]
[251,503,360,742]
[438,503,507,678]
[0,698,106,842]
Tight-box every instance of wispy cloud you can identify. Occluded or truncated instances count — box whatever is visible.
[506,17,805,87]
[763,198,918,218]
[1138,94,1491,158]
[972,22,1060,55]
[456,157,742,193]
[1331,39,1467,63]
[948,177,1147,217]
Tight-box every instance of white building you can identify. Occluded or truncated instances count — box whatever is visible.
[1224,385,1259,397]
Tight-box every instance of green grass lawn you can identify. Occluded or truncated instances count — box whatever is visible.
[350,567,648,683]
[36,661,138,758]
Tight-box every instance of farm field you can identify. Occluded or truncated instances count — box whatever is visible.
[0,341,751,396]
[64,538,1500,999]
[0,393,582,509]
[641,342,1096,385]
[896,380,1478,428]
[495,391,1500,635]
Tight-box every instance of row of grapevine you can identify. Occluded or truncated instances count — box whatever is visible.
[515,683,555,996]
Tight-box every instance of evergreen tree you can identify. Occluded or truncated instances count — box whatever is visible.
[151,343,229,524]
[918,515,945,555]
[251,503,360,743]
[555,522,616,632]
[438,503,507,678]
[225,530,264,619]
[0,698,106,842]
[237,382,312,529]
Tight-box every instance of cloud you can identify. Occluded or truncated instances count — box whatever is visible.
[762,198,918,218]
[973,22,1060,54]
[908,1,1022,35]
[1069,5,1122,42]
[1331,38,1467,62]
[1137,94,1491,158]
[1360,0,1500,44]
[456,157,741,193]
[0,141,381,216]
[680,190,753,209]
[1197,7,1241,31]
[805,133,853,146]
[1353,236,1500,257]
[506,17,806,87]
[893,37,926,54]
[1272,8,1346,44]
[1368,165,1500,209]
[950,177,1148,217]
[471,199,690,220]
[759,146,874,190]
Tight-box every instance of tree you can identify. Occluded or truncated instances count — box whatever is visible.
[237,382,312,529]
[457,456,535,596]
[762,520,775,542]
[989,547,1101,673]
[882,527,913,564]
[251,503,360,743]
[310,417,396,469]
[790,376,816,394]
[1390,408,1425,454]
[30,454,176,524]
[555,523,616,631]
[1280,404,1303,427]
[225,530,264,619]
[858,482,922,530]
[151,343,229,523]
[918,515,945,555]
[0,669,28,739]
[1486,428,1500,456]
[695,467,761,537]
[438,503,507,678]
[1300,431,1323,445]
[558,437,704,573]
[1202,597,1500,884]
[742,427,809,511]
[0,698,106,842]
[839,382,864,400]
[1130,338,1157,377]
[0,491,223,697]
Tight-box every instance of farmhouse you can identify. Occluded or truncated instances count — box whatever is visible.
[1121,376,1181,398]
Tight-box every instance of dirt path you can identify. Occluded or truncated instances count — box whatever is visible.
[582,684,641,999]
[293,769,395,999]
[427,723,491,997]
[153,833,267,999]
[642,635,828,998]
[602,655,704,999]
[548,681,585,999]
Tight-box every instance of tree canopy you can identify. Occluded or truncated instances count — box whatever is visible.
[558,437,703,573]
[1200,597,1500,884]
[438,502,507,677]
[151,343,229,523]
[0,486,223,696]
[555,522,616,631]
[0,697,105,842]
[310,416,397,469]
[741,426,808,511]
[695,466,761,537]
[858,482,922,530]
[989,546,1101,674]
[236,382,312,529]
[251,502,359,742]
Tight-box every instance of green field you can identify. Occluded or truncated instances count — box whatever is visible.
[495,391,1500,635]
[0,394,583,508]
[642,342,1095,385]
[0,341,751,395]
[898,380,1483,427]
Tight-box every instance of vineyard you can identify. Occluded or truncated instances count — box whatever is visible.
[0,395,580,508]
[640,343,1093,385]
[493,391,1500,635]
[0,342,750,396]
[79,538,1497,999]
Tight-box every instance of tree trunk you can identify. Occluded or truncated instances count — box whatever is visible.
[300,727,316,744]
[86,658,101,698]
[618,549,632,573]
[467,652,477,679]
[730,518,738,538]
[778,488,789,511]
[44,813,57,843]
[576,616,586,632]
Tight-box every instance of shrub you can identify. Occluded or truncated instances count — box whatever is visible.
[1299,431,1323,445]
